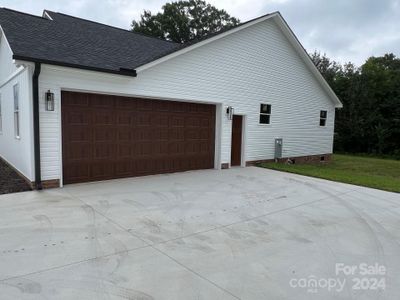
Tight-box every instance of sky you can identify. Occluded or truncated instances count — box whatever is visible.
[1,0,399,65]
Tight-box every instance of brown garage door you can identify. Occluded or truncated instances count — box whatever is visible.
[62,91,215,184]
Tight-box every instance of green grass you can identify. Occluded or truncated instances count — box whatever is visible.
[259,154,400,193]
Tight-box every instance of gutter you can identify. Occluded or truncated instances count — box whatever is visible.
[13,55,137,77]
[32,62,42,190]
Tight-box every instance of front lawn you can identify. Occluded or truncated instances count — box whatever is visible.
[259,154,400,193]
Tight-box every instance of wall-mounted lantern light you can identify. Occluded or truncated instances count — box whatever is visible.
[45,90,55,111]
[226,106,234,120]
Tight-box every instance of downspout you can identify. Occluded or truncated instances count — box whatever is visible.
[32,63,42,190]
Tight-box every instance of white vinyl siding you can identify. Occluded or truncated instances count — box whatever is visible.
[38,17,336,181]
[0,31,35,181]
[0,30,18,83]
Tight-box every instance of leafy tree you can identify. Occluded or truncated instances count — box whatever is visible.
[310,51,342,86]
[131,0,240,43]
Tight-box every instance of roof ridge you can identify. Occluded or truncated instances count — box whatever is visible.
[0,7,48,21]
[44,10,180,45]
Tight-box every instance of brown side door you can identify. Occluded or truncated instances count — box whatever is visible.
[231,115,243,166]
[62,91,216,184]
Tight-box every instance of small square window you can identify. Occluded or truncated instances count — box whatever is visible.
[260,104,271,124]
[320,110,327,127]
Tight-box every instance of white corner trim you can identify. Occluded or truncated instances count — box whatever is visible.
[135,12,280,73]
[0,65,25,88]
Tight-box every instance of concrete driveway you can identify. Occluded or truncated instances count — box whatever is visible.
[0,167,399,300]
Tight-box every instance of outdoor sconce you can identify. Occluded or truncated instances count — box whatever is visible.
[45,90,55,111]
[226,106,234,120]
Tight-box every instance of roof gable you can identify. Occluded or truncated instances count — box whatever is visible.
[0,8,341,107]
[135,12,342,108]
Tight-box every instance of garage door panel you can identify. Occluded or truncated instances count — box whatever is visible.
[65,143,92,160]
[137,100,153,111]
[93,143,116,159]
[170,116,185,127]
[115,160,133,176]
[62,91,215,184]
[63,162,90,183]
[117,144,132,158]
[93,111,114,125]
[91,162,115,179]
[116,97,136,110]
[63,94,89,107]
[169,142,185,154]
[169,128,184,140]
[116,112,133,126]
[65,127,91,142]
[153,128,169,140]
[185,128,201,140]
[137,114,151,126]
[90,94,114,108]
[152,142,169,155]
[93,127,116,141]
[135,159,155,174]
[65,111,90,125]
[117,128,132,141]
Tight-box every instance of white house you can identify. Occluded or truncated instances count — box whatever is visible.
[0,8,342,188]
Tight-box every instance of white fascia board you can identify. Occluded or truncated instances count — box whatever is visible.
[13,60,34,68]
[272,13,343,108]
[135,12,280,73]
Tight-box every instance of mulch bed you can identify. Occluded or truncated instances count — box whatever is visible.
[0,158,32,195]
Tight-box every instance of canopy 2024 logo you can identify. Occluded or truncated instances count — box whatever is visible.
[289,263,386,294]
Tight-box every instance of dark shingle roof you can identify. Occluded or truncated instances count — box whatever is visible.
[0,8,182,76]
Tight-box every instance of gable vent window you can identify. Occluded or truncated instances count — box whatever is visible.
[14,84,20,139]
[320,110,327,127]
[260,104,271,124]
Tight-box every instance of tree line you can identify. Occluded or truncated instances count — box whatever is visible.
[311,52,400,157]
[131,0,400,157]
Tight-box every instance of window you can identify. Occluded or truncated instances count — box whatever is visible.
[0,93,2,133]
[320,110,327,126]
[14,84,20,138]
[259,103,271,124]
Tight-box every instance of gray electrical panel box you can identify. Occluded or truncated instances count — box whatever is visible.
[275,138,283,159]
